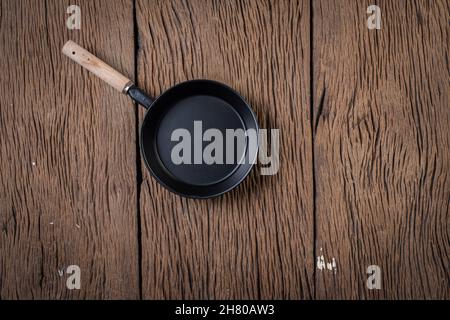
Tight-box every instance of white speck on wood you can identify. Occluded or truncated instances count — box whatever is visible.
[49,221,54,225]
[317,255,325,270]
[75,224,80,229]
[31,161,36,166]
[317,255,337,273]
[326,258,337,273]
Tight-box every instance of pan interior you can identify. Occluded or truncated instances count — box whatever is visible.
[155,94,247,186]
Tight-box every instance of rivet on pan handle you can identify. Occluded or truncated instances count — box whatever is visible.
[62,40,133,94]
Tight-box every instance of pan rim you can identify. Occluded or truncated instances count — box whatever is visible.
[139,79,259,199]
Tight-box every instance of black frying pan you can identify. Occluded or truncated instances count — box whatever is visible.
[63,41,258,198]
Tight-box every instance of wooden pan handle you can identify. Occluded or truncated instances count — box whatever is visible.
[62,40,133,93]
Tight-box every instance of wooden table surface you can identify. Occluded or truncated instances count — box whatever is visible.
[0,0,448,299]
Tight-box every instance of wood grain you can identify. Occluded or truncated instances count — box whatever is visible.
[313,0,449,299]
[136,0,313,299]
[0,0,139,298]
[0,0,448,300]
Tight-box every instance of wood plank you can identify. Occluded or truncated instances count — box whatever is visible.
[0,0,139,298]
[313,0,449,299]
[136,0,313,299]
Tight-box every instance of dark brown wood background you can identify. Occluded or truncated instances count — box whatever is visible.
[0,0,448,299]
